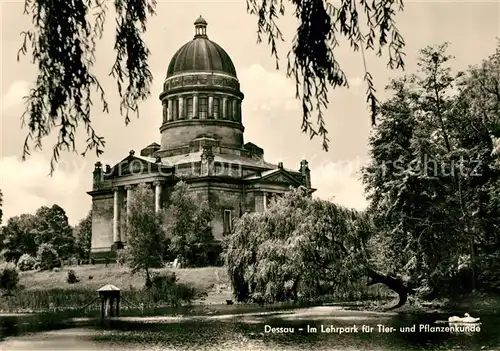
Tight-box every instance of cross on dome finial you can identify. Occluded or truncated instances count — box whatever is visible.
[194,15,208,38]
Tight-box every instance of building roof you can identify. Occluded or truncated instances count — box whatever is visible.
[97,284,120,292]
[243,168,303,184]
[157,151,275,169]
[194,15,208,25]
[166,17,237,79]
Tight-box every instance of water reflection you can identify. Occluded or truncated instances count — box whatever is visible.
[1,306,499,350]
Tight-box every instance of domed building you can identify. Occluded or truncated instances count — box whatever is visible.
[87,16,314,261]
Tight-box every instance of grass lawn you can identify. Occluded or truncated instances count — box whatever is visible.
[19,264,229,292]
[6,264,394,313]
[0,265,232,313]
[13,264,232,308]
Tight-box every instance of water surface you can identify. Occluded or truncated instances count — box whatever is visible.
[1,306,499,350]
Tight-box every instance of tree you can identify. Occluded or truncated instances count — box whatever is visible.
[36,243,61,270]
[0,214,38,262]
[125,183,165,287]
[450,44,500,292]
[34,205,75,259]
[17,0,406,172]
[162,181,215,267]
[74,210,92,261]
[0,205,75,262]
[363,43,500,297]
[226,187,412,306]
[17,253,37,271]
[0,262,20,295]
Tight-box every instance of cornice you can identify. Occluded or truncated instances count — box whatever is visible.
[159,119,245,133]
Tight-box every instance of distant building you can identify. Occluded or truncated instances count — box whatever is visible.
[87,16,315,260]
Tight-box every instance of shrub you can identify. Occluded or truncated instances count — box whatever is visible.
[0,249,17,263]
[151,271,177,287]
[17,254,37,271]
[206,240,224,266]
[36,243,61,271]
[146,271,195,307]
[67,269,79,284]
[117,248,130,266]
[0,262,19,294]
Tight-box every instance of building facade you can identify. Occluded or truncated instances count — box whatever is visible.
[87,16,315,260]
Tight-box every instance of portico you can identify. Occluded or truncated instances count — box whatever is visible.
[109,181,164,248]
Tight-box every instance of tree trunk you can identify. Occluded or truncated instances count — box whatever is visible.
[145,268,152,288]
[366,268,414,309]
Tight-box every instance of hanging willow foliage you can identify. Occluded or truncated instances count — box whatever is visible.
[247,0,406,150]
[0,189,3,225]
[18,0,156,173]
[225,187,375,303]
[17,0,405,172]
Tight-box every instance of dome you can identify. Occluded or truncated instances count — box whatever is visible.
[166,16,237,79]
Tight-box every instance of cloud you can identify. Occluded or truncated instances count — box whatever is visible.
[0,154,88,225]
[238,66,365,114]
[2,80,30,111]
[312,157,369,210]
[239,64,299,112]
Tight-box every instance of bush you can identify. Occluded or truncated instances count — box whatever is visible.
[206,240,224,266]
[68,256,79,266]
[67,269,79,284]
[151,271,177,287]
[146,271,195,307]
[117,248,130,266]
[0,249,18,263]
[17,254,37,271]
[0,262,19,293]
[36,243,61,271]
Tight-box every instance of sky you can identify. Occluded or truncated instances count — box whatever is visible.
[0,0,499,225]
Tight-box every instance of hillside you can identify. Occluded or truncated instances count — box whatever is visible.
[18,264,232,305]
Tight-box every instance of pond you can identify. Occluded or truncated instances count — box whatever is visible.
[0,305,499,350]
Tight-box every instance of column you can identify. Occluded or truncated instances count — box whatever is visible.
[263,192,268,211]
[222,96,227,119]
[154,181,162,213]
[193,94,198,118]
[124,185,133,241]
[208,96,213,118]
[167,98,172,121]
[116,295,120,317]
[178,97,184,119]
[113,187,121,243]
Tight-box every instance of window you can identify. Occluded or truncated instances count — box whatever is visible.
[264,192,281,210]
[237,101,241,122]
[225,99,232,120]
[163,100,168,123]
[178,98,185,119]
[186,97,193,119]
[199,97,208,118]
[223,209,232,234]
[232,100,237,121]
[172,99,178,120]
[213,97,220,119]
